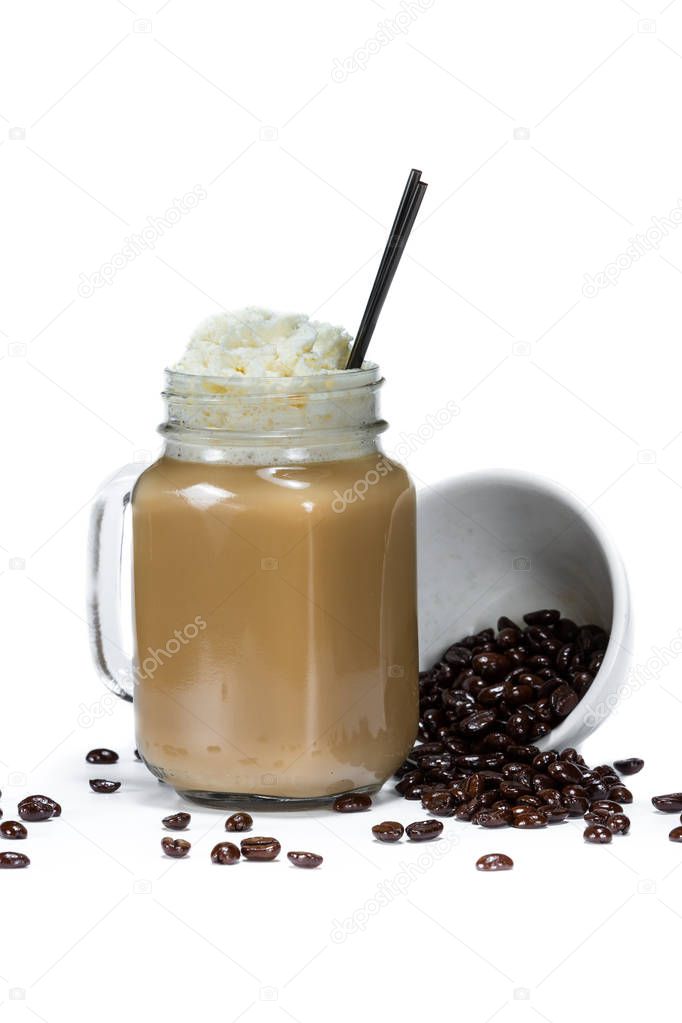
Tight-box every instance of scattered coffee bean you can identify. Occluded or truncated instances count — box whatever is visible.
[333,793,372,813]
[613,758,644,776]
[86,748,118,764]
[0,851,30,868]
[405,820,443,842]
[211,841,240,864]
[287,851,323,869]
[161,837,190,858]
[89,780,121,794]
[372,821,404,843]
[18,795,60,821]
[669,826,682,843]
[584,824,612,844]
[476,853,513,871]
[609,814,630,835]
[0,821,27,839]
[241,836,281,861]
[225,812,253,832]
[162,812,190,831]
[652,793,682,812]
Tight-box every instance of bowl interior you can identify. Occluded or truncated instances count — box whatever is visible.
[417,472,615,671]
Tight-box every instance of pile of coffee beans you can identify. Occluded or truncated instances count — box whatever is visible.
[417,609,608,747]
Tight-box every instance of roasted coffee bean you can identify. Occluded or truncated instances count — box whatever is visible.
[333,793,372,813]
[584,810,612,825]
[287,851,323,869]
[395,771,423,796]
[162,812,190,831]
[225,812,253,832]
[584,824,612,844]
[18,795,60,821]
[506,745,540,764]
[0,851,30,868]
[608,785,632,804]
[550,684,579,718]
[543,806,569,823]
[0,821,27,839]
[537,788,561,808]
[161,837,190,858]
[669,826,682,842]
[86,748,118,764]
[613,757,644,776]
[459,710,496,735]
[548,761,583,784]
[516,795,543,808]
[652,793,682,812]
[372,821,404,843]
[241,836,281,861]
[533,751,558,771]
[472,652,512,680]
[475,811,509,828]
[89,779,121,794]
[511,809,548,829]
[610,814,630,835]
[211,841,240,864]
[590,800,622,814]
[476,852,513,871]
[562,795,589,817]
[524,609,560,626]
[422,791,454,816]
[406,820,443,842]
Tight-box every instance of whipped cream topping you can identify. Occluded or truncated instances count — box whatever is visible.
[174,307,352,378]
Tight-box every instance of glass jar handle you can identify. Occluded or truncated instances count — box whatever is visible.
[87,463,145,702]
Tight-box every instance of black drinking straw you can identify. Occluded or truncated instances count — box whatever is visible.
[346,169,428,370]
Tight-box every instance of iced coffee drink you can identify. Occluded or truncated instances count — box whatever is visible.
[98,308,418,805]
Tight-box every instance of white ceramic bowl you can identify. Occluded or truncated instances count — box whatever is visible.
[416,469,632,750]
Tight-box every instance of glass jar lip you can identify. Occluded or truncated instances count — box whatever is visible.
[163,361,381,397]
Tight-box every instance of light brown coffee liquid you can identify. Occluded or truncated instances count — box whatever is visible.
[132,454,417,802]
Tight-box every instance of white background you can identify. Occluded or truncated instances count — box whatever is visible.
[2,0,682,1019]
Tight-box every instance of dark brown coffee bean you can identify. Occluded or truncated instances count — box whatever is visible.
[590,799,622,814]
[511,809,548,829]
[460,710,496,735]
[475,811,509,828]
[211,841,240,864]
[584,810,612,825]
[333,793,372,813]
[523,609,560,626]
[584,824,612,844]
[162,812,190,831]
[652,793,682,812]
[225,812,253,832]
[610,814,630,835]
[669,826,682,842]
[89,779,121,793]
[613,758,644,776]
[550,684,579,718]
[0,821,27,839]
[18,795,60,821]
[472,652,512,680]
[608,785,632,804]
[476,852,513,871]
[241,836,281,861]
[406,820,443,841]
[543,805,569,823]
[287,851,323,869]
[0,851,30,868]
[161,837,190,858]
[422,791,454,816]
[372,821,404,842]
[548,761,583,784]
[562,795,589,817]
[86,748,118,764]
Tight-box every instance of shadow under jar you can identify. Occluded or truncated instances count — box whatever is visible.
[88,364,418,807]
